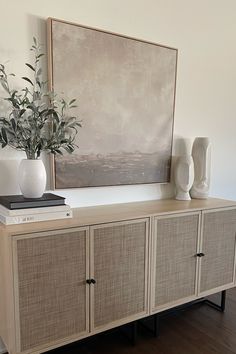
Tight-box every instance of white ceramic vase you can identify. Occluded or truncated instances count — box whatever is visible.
[18,159,47,198]
[190,137,211,199]
[174,138,194,201]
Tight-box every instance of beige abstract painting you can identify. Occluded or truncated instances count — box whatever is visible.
[48,18,177,188]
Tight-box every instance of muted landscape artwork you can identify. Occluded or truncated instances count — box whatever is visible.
[48,19,177,188]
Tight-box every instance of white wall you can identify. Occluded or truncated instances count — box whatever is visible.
[0,0,236,350]
[1,0,236,208]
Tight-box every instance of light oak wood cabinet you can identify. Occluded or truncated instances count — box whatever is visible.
[199,208,236,295]
[151,207,236,314]
[152,212,200,312]
[1,198,236,354]
[13,228,89,353]
[0,218,149,354]
[91,219,149,332]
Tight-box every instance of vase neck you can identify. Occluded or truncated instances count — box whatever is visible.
[25,151,38,160]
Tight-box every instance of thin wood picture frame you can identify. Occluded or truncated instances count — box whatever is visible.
[47,18,178,189]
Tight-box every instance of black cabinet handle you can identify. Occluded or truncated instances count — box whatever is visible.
[196,252,205,257]
[86,279,96,285]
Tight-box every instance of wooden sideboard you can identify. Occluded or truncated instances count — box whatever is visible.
[1,198,236,354]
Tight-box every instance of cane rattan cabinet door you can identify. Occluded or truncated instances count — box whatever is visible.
[91,219,149,331]
[153,213,200,312]
[199,208,236,295]
[13,227,89,352]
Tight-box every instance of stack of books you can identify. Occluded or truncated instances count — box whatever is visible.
[0,193,72,225]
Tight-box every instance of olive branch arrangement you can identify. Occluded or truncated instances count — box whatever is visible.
[0,37,81,160]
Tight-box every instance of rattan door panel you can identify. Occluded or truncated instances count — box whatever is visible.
[200,209,236,294]
[91,220,148,330]
[153,213,199,310]
[13,228,89,352]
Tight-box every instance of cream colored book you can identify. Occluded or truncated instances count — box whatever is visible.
[0,209,72,225]
[0,204,71,216]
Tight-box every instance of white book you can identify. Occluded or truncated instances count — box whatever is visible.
[0,209,73,225]
[0,204,71,217]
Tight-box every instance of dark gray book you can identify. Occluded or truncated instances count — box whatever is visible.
[0,193,65,210]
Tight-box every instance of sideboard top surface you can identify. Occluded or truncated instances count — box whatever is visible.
[1,197,236,235]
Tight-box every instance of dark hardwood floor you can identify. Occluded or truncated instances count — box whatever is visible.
[45,287,236,354]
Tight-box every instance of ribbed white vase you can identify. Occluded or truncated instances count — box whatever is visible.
[18,159,47,198]
[190,137,211,199]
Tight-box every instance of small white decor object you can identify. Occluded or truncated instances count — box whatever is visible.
[190,137,211,199]
[18,159,47,198]
[175,139,194,201]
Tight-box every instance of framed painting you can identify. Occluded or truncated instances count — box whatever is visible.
[47,18,178,189]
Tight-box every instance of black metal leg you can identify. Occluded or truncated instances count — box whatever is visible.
[221,290,226,311]
[138,314,160,337]
[138,290,226,339]
[154,314,160,337]
[204,290,226,312]
[131,321,138,345]
[119,321,137,345]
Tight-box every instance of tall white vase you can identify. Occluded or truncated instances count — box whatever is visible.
[174,139,194,201]
[190,137,211,199]
[18,159,47,198]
